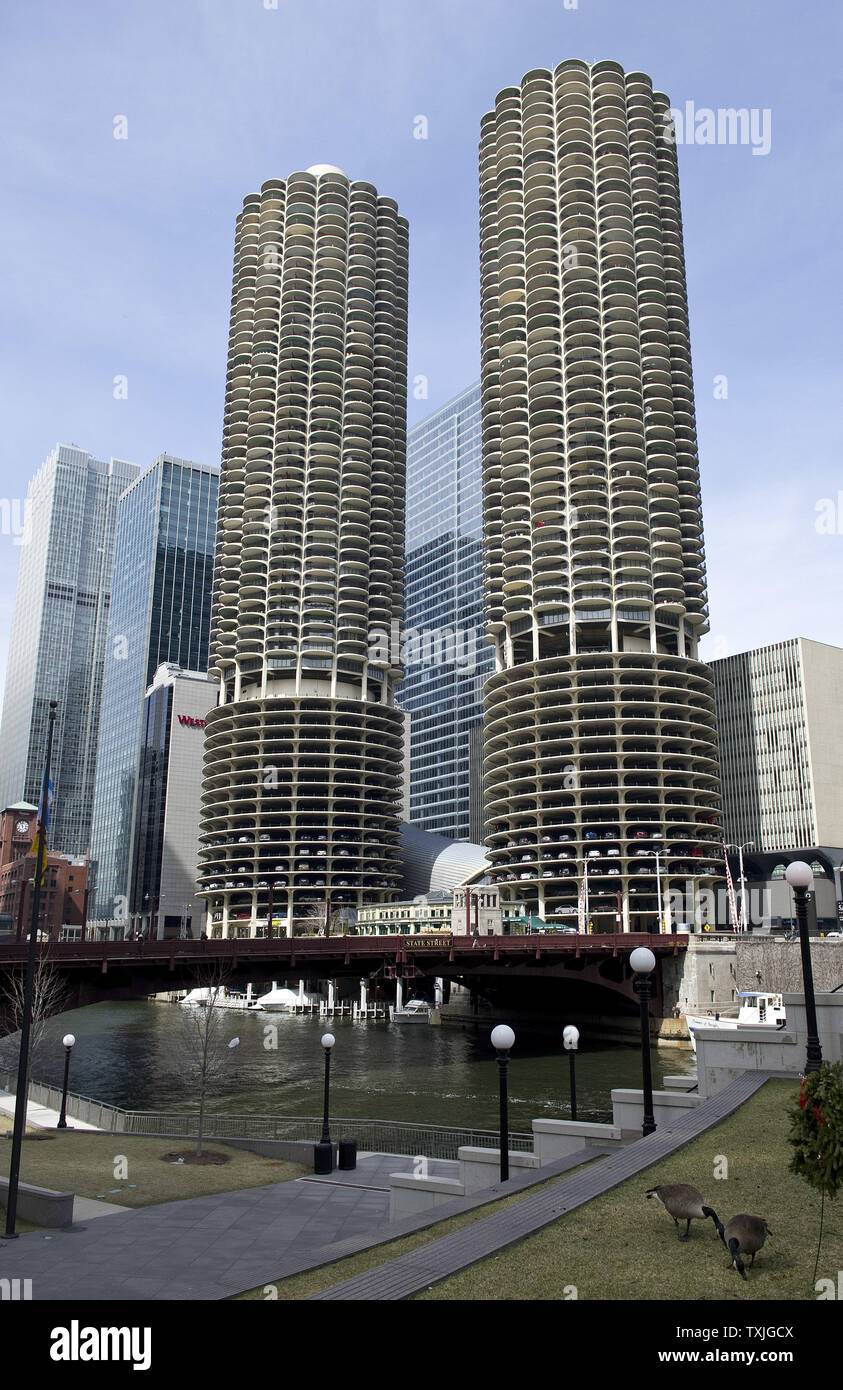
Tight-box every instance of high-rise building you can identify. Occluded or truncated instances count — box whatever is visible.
[198,167,408,938]
[131,664,217,939]
[478,60,723,931]
[89,455,218,925]
[712,638,843,855]
[0,445,138,855]
[402,382,495,840]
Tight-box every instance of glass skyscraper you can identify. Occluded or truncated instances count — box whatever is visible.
[89,455,218,923]
[401,382,494,839]
[0,444,139,855]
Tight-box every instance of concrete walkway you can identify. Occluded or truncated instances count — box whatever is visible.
[0,1092,100,1131]
[0,1148,594,1301]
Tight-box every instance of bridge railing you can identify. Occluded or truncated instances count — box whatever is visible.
[0,1067,534,1160]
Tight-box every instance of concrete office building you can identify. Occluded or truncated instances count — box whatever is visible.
[89,455,218,928]
[199,167,408,938]
[478,60,724,930]
[401,382,495,841]
[0,445,138,855]
[713,637,843,920]
[131,665,217,939]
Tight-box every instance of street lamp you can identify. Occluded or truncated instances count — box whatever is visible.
[630,946,657,1137]
[726,841,754,930]
[563,1024,579,1121]
[642,851,666,934]
[314,1032,336,1174]
[491,1024,515,1182]
[785,861,823,1074]
[56,1034,76,1129]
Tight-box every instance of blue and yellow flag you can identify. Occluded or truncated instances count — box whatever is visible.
[30,770,53,883]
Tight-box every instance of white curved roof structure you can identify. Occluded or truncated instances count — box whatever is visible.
[400,823,489,896]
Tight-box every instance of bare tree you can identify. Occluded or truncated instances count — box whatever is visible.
[0,952,69,1104]
[175,965,240,1157]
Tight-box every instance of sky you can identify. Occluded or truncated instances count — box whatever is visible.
[0,0,841,699]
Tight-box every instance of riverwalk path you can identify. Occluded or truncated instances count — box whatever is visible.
[0,1072,767,1301]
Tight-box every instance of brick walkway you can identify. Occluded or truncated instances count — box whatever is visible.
[309,1072,771,1301]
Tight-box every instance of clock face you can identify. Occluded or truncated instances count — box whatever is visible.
[15,820,30,834]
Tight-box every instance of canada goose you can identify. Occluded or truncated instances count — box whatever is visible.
[646,1184,721,1241]
[718,1214,771,1279]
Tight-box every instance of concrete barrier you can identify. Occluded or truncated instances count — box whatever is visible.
[0,1176,74,1228]
[610,1087,701,1137]
[457,1146,540,1193]
[532,1119,623,1164]
[389,1173,465,1221]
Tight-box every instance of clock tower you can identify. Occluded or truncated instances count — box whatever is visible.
[0,802,37,869]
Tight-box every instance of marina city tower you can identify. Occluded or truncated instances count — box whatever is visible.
[479,61,724,931]
[199,167,408,937]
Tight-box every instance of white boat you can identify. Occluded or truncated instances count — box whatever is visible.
[686,992,786,1052]
[256,986,321,1013]
[390,998,433,1024]
[179,985,262,1011]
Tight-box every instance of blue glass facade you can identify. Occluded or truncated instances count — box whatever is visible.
[400,383,493,839]
[89,456,218,922]
[0,445,138,855]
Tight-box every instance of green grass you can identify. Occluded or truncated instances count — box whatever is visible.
[414,1080,842,1301]
[234,1162,597,1300]
[0,1132,307,1208]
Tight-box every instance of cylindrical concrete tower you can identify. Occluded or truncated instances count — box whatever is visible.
[199,166,409,937]
[479,61,724,931]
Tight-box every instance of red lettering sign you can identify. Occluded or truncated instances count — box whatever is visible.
[177,715,207,728]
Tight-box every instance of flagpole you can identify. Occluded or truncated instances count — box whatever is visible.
[4,699,57,1238]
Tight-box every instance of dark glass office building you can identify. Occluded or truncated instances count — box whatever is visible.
[401,383,494,840]
[89,456,218,926]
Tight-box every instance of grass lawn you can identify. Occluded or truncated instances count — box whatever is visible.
[0,1132,307,1207]
[414,1079,842,1301]
[235,1163,598,1300]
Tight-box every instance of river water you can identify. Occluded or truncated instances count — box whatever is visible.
[0,1000,695,1133]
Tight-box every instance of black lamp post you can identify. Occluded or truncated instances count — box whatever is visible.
[5,699,57,1239]
[314,1032,335,1174]
[563,1024,579,1121]
[56,1033,76,1129]
[491,1024,515,1182]
[786,861,823,1074]
[630,946,657,1137]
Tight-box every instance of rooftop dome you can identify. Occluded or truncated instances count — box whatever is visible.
[306,164,346,178]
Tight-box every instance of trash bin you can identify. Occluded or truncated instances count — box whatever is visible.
[338,1138,357,1171]
[314,1140,334,1174]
